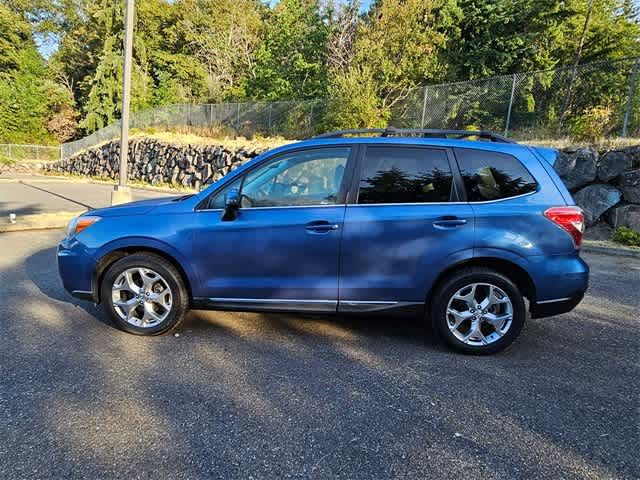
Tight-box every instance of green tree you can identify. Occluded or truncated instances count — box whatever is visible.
[76,0,154,132]
[175,0,262,101]
[552,0,640,64]
[325,0,461,128]
[247,0,329,100]
[446,0,571,80]
[0,3,68,143]
[53,0,209,133]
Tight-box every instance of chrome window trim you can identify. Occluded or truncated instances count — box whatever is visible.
[197,203,346,212]
[197,189,536,211]
[349,190,538,207]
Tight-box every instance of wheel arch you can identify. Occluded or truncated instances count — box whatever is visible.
[426,256,537,313]
[93,245,194,304]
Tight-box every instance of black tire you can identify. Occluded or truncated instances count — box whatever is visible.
[101,253,189,335]
[430,267,526,355]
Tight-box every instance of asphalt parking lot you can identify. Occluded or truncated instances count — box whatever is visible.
[0,179,168,216]
[1,230,638,479]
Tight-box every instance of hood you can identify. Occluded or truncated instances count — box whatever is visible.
[85,194,191,217]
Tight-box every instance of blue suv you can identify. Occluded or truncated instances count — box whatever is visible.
[58,129,588,354]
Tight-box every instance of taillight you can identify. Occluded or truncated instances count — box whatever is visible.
[544,206,584,248]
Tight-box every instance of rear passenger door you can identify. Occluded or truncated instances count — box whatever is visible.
[453,146,576,256]
[338,145,475,311]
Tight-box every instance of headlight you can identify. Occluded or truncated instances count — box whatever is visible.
[66,215,101,237]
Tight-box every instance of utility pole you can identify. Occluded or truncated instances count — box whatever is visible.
[504,74,517,137]
[112,0,135,205]
[622,58,640,137]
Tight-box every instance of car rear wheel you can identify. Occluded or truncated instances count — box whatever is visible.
[430,268,525,354]
[101,253,189,335]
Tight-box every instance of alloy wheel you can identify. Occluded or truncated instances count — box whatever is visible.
[446,282,513,346]
[111,267,173,328]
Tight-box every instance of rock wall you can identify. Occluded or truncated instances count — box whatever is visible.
[555,145,640,233]
[45,138,261,191]
[44,137,640,233]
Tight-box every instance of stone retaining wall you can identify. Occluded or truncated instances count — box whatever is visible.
[45,138,261,191]
[555,145,639,233]
[43,138,640,232]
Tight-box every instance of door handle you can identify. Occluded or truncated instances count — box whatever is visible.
[433,216,468,229]
[305,220,340,233]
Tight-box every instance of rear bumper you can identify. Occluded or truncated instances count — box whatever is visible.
[528,253,588,318]
[530,292,585,318]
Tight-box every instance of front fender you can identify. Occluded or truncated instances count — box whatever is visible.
[92,236,200,296]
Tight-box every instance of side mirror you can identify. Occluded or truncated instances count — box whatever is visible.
[221,188,240,221]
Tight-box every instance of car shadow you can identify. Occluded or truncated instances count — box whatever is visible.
[24,246,114,329]
[25,245,439,347]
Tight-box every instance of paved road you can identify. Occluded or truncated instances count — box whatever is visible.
[0,179,171,216]
[1,230,638,479]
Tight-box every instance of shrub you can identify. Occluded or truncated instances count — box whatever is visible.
[568,105,614,142]
[0,155,15,166]
[611,226,640,247]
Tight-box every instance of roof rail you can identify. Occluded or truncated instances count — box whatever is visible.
[313,127,515,143]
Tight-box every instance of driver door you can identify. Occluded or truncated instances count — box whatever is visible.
[191,146,354,311]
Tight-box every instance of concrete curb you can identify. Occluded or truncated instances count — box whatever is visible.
[582,241,640,259]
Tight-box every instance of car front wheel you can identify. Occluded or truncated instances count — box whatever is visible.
[430,268,526,354]
[101,253,189,335]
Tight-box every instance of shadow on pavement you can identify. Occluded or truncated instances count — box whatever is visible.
[23,246,114,329]
[3,239,636,478]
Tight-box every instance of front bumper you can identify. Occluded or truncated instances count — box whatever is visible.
[57,238,96,302]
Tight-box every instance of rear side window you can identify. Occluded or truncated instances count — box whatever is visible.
[454,148,538,202]
[357,147,453,204]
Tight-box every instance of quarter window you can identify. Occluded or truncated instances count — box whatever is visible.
[454,148,538,202]
[357,147,453,204]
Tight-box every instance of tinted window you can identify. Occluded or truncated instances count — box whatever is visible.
[454,148,538,202]
[239,147,350,207]
[357,147,453,204]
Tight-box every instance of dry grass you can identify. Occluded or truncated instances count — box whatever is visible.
[522,137,640,150]
[129,127,290,151]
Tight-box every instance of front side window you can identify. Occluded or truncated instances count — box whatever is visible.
[239,147,350,208]
[455,148,538,202]
[207,177,242,209]
[357,146,453,204]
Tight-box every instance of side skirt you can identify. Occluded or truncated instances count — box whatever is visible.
[192,298,424,317]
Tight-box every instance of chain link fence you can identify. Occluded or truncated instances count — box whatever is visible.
[61,99,325,159]
[59,57,640,159]
[0,144,61,162]
[391,57,640,141]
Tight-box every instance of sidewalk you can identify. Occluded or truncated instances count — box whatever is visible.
[0,175,176,232]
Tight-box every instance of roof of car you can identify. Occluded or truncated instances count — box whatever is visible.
[271,133,531,157]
